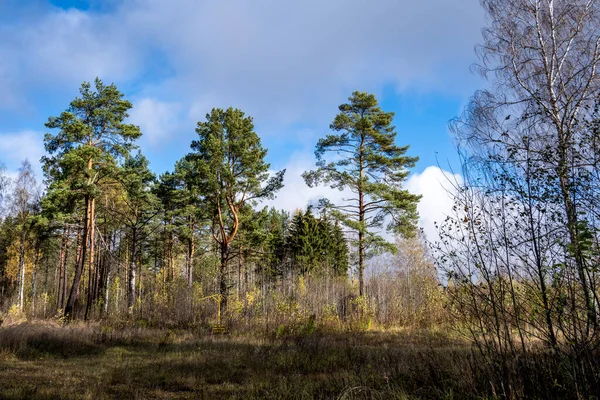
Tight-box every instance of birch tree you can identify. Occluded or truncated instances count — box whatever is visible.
[10,160,38,312]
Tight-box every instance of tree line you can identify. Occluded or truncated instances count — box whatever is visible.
[0,86,421,323]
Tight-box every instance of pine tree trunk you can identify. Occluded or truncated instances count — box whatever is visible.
[168,217,174,281]
[85,197,96,320]
[65,197,90,318]
[219,242,229,320]
[358,137,365,297]
[237,245,242,299]
[187,224,194,288]
[62,228,71,310]
[137,253,142,318]
[104,270,111,316]
[30,244,40,316]
[244,251,249,295]
[57,225,68,310]
[96,245,107,311]
[358,187,365,296]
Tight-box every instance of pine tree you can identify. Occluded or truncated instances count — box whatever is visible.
[303,92,420,295]
[154,172,180,281]
[43,78,142,318]
[186,107,284,317]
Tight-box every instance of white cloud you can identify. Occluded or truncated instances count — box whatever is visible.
[120,0,484,127]
[260,151,352,213]
[0,1,476,205]
[0,0,484,133]
[0,131,45,180]
[262,152,462,246]
[405,165,463,243]
[23,10,136,82]
[129,98,184,145]
[0,6,141,110]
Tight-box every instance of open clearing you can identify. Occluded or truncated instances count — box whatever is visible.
[0,322,472,400]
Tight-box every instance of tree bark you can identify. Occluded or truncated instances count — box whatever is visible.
[219,242,229,320]
[168,217,174,281]
[30,243,40,316]
[358,135,365,297]
[65,197,90,318]
[84,197,96,320]
[57,225,69,310]
[17,228,26,312]
[187,219,195,288]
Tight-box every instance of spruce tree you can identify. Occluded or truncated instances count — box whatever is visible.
[286,208,349,277]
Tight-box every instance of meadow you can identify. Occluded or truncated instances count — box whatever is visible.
[2,317,591,400]
[0,320,483,400]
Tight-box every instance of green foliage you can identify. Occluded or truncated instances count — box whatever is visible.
[304,91,420,294]
[237,206,288,280]
[184,107,285,313]
[186,107,285,246]
[304,91,420,242]
[0,217,16,293]
[119,152,161,232]
[329,222,349,276]
[41,78,144,247]
[286,208,349,276]
[43,78,142,194]
[41,78,143,318]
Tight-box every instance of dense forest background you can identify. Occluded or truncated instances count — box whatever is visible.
[2,0,600,399]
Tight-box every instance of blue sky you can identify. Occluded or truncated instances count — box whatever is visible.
[0,0,485,240]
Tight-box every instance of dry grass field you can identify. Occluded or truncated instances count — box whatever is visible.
[0,321,481,400]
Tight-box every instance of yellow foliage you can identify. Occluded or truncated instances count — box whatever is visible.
[321,304,340,326]
[192,282,204,301]
[8,304,24,321]
[228,297,245,317]
[155,268,168,285]
[297,276,307,296]
[275,298,300,316]
[245,288,260,307]
[5,239,35,283]
[350,295,375,331]
[107,276,122,315]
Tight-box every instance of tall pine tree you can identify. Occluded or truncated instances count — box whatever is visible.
[303,92,420,295]
[186,107,284,317]
[43,78,142,318]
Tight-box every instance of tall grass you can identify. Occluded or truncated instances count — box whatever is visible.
[0,320,596,399]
